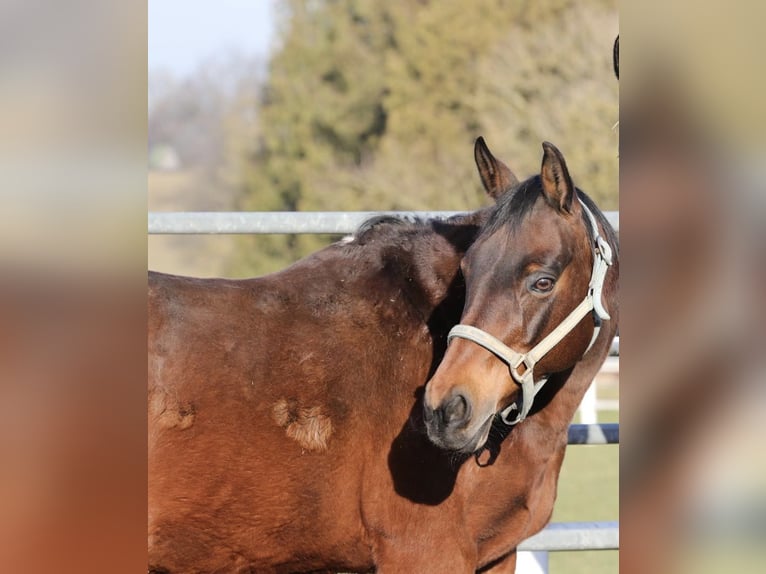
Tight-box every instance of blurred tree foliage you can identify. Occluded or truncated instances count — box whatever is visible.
[230,0,618,276]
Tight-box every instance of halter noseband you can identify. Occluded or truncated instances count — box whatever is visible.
[447,199,613,426]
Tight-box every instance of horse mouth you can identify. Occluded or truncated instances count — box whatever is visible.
[464,415,495,453]
[427,414,494,454]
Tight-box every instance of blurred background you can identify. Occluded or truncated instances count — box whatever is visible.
[620,2,766,573]
[148,0,619,277]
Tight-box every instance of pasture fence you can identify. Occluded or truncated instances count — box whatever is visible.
[149,210,619,235]
[148,210,620,572]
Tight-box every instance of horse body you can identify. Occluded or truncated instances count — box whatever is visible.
[148,216,510,573]
[149,139,618,573]
[148,266,382,572]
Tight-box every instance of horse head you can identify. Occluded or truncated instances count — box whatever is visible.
[423,138,617,453]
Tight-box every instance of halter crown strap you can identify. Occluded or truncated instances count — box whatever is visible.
[581,199,613,322]
[447,199,613,426]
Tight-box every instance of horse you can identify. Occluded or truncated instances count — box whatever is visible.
[148,141,515,573]
[148,137,617,573]
[422,139,619,571]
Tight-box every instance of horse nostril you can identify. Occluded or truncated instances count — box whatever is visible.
[442,394,470,425]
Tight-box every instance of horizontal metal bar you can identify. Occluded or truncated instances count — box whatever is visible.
[148,211,619,235]
[518,521,619,551]
[567,423,619,445]
[149,211,457,234]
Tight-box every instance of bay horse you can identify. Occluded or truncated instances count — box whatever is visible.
[423,140,619,569]
[148,144,506,573]
[148,138,617,573]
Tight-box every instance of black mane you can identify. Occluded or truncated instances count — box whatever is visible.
[352,210,488,250]
[481,176,544,238]
[480,175,618,254]
[353,214,425,244]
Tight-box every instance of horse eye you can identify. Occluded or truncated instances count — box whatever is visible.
[533,277,555,292]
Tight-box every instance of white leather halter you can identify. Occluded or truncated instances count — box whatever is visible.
[447,199,613,425]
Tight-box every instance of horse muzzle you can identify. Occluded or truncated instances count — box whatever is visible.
[423,390,493,453]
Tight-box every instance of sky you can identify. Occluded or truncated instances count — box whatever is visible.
[149,0,276,76]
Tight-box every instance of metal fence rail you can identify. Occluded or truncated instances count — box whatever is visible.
[567,423,619,445]
[148,210,619,235]
[519,521,619,552]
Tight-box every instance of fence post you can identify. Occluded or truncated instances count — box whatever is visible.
[578,382,598,424]
[517,550,549,574]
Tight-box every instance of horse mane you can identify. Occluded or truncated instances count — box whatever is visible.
[353,214,425,244]
[481,176,618,255]
[351,211,486,249]
[480,177,542,237]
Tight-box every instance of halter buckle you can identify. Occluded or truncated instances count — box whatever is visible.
[596,235,613,265]
[509,354,532,379]
[500,402,520,425]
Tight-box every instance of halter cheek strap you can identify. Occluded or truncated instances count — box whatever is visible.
[447,199,613,425]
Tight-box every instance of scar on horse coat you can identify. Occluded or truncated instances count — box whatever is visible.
[272,399,333,451]
[148,138,617,573]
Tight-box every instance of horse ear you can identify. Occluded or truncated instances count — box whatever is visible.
[474,137,519,201]
[540,141,576,214]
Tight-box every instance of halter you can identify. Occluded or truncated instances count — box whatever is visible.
[447,199,613,425]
